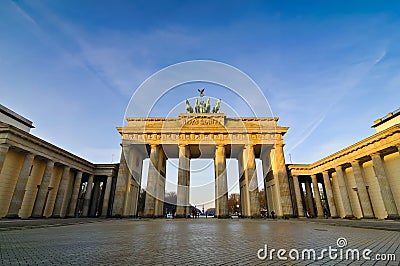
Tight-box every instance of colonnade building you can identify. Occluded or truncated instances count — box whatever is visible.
[0,102,399,220]
[288,108,400,219]
[0,104,118,219]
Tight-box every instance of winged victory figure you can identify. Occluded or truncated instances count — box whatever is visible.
[198,88,205,97]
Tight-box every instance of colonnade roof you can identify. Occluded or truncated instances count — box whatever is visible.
[288,124,400,175]
[0,121,117,174]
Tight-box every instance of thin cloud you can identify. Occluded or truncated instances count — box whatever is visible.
[10,1,39,27]
[374,50,386,65]
[286,112,326,153]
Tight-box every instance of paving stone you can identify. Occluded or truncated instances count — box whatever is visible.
[0,219,398,265]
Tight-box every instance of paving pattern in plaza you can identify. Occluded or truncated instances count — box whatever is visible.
[0,219,399,265]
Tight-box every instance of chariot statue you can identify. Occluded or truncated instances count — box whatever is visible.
[185,99,193,113]
[184,89,221,114]
[212,99,221,113]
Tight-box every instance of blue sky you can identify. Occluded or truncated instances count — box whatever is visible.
[1,1,400,206]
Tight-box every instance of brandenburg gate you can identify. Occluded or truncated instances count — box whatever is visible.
[112,93,293,218]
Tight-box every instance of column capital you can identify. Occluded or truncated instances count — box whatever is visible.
[25,152,35,158]
[370,152,382,158]
[178,144,189,155]
[334,165,343,172]
[0,143,10,153]
[322,171,331,180]
[275,141,284,147]
[178,143,187,149]
[310,174,317,180]
[46,159,55,167]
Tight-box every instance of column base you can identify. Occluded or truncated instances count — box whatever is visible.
[4,214,20,219]
[111,214,129,218]
[362,215,375,219]
[51,215,67,219]
[385,214,400,220]
[30,215,45,218]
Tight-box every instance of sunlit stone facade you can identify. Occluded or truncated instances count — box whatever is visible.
[0,104,118,219]
[288,109,400,219]
[1,102,399,220]
[113,113,293,218]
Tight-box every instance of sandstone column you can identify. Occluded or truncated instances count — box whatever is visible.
[82,174,94,217]
[260,147,272,211]
[311,174,324,218]
[0,144,10,174]
[32,160,54,217]
[89,179,101,217]
[274,141,293,217]
[101,175,113,217]
[176,145,190,218]
[371,153,398,218]
[292,175,304,217]
[53,166,71,217]
[144,144,160,217]
[335,166,353,218]
[124,146,144,217]
[112,151,130,217]
[154,148,166,217]
[247,144,260,217]
[215,145,229,218]
[351,161,374,218]
[304,179,315,216]
[7,152,35,218]
[238,149,250,217]
[68,171,83,217]
[322,171,338,217]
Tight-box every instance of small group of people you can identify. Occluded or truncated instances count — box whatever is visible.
[306,207,330,218]
[191,208,200,218]
[261,209,276,219]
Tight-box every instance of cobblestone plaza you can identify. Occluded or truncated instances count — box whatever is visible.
[0,219,399,265]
